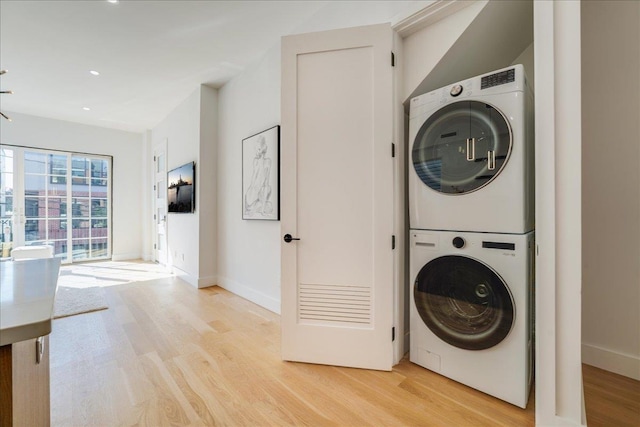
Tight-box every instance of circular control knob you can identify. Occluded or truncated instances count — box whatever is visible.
[450,84,463,97]
[452,237,465,248]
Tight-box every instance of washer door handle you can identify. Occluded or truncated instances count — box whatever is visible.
[283,234,300,243]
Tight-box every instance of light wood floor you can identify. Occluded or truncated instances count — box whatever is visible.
[49,276,638,426]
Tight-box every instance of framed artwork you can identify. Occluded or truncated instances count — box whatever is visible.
[242,125,280,220]
[167,161,195,213]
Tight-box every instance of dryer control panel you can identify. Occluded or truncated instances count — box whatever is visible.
[481,68,516,90]
[409,64,527,117]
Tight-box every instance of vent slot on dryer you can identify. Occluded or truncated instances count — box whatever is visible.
[481,68,515,89]
[482,241,516,250]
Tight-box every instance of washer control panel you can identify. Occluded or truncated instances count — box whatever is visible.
[452,237,465,249]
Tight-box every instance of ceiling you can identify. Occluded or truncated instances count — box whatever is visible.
[1,0,417,133]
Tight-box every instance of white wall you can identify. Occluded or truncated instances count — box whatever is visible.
[151,85,218,287]
[403,0,533,103]
[217,45,282,312]
[215,1,429,313]
[512,43,534,90]
[402,1,486,101]
[289,1,426,35]
[0,112,144,260]
[581,0,640,380]
[152,90,200,282]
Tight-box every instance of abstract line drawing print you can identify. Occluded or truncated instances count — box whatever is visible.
[242,125,279,220]
[244,135,273,217]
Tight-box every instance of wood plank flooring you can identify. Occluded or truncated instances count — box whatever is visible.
[48,275,638,426]
[582,364,640,427]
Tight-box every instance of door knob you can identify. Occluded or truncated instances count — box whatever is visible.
[283,234,300,243]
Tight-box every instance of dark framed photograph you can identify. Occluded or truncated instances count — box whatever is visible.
[242,125,280,220]
[167,161,195,213]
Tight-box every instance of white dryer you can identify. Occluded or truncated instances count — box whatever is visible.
[409,229,534,408]
[409,65,534,234]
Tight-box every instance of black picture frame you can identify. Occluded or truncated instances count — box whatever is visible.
[167,161,195,213]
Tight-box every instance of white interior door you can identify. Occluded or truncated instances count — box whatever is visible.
[154,140,167,265]
[281,23,395,371]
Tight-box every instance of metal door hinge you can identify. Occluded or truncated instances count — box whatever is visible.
[392,327,396,341]
[392,143,396,158]
[392,235,396,250]
[36,336,45,364]
[153,185,156,191]
[391,52,395,67]
[154,243,157,249]
[153,155,156,161]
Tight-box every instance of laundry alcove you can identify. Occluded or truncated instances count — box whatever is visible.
[279,1,587,425]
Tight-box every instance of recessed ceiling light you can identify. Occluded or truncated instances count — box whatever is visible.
[107,0,119,3]
[89,70,100,76]
[82,107,91,111]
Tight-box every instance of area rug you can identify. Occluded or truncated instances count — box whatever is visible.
[54,286,109,319]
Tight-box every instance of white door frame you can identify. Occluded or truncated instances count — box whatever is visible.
[153,139,168,265]
[534,1,585,425]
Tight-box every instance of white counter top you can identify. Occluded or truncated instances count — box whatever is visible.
[0,258,61,346]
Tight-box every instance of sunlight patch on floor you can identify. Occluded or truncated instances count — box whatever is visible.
[58,260,174,289]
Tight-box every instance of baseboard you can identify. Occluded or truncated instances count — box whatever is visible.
[169,268,216,290]
[112,252,141,261]
[217,275,280,314]
[197,275,217,289]
[582,343,640,380]
[171,266,198,288]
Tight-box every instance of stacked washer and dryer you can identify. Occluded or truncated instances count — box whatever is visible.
[408,65,535,408]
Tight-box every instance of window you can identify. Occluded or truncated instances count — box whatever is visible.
[0,145,112,262]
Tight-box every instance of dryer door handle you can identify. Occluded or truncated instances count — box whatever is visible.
[466,138,476,161]
[488,150,496,170]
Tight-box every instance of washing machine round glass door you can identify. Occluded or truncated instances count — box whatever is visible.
[412,101,512,194]
[414,255,514,350]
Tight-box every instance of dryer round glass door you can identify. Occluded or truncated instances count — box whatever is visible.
[414,255,514,350]
[412,101,512,194]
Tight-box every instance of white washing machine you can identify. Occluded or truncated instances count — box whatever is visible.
[409,64,534,234]
[409,229,534,408]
